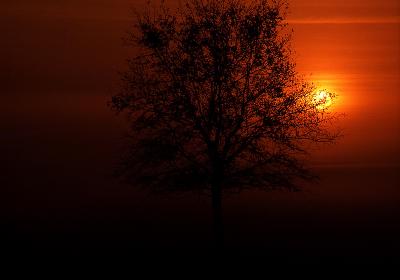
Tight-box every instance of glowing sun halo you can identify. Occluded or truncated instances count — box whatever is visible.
[313,90,332,110]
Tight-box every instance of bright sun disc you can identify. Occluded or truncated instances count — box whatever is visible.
[313,90,332,110]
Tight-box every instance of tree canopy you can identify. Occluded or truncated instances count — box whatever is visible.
[110,0,340,193]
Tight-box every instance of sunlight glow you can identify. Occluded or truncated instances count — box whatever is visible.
[313,90,333,110]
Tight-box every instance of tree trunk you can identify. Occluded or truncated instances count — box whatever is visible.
[212,180,223,250]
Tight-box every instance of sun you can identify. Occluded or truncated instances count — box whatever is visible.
[313,90,333,110]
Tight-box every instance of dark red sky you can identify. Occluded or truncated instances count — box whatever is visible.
[1,0,399,255]
[2,0,399,167]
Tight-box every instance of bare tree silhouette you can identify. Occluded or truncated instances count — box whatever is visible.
[110,0,340,248]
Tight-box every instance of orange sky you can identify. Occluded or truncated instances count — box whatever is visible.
[1,0,399,167]
[2,0,400,257]
[2,0,399,21]
[289,2,400,167]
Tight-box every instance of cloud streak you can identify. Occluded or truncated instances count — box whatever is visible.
[287,17,400,24]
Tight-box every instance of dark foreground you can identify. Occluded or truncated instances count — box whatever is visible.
[2,163,399,262]
[2,95,399,262]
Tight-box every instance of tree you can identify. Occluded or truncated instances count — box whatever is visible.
[110,0,340,247]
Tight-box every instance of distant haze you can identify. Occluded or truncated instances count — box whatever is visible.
[1,0,399,256]
[2,0,399,167]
